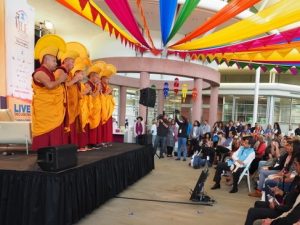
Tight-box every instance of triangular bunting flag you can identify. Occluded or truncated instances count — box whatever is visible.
[228,61,235,67]
[290,67,298,75]
[260,51,273,59]
[277,48,293,58]
[108,23,113,36]
[89,3,99,21]
[280,66,290,73]
[265,65,274,71]
[274,66,282,73]
[99,14,107,30]
[260,65,268,72]
[252,64,260,70]
[114,29,120,39]
[79,0,89,10]
[239,62,248,69]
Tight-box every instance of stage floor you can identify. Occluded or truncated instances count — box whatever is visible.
[0,143,147,171]
[0,143,154,225]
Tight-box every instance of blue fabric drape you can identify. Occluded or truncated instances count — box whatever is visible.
[159,0,178,46]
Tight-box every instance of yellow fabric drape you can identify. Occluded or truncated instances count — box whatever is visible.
[171,0,300,50]
[31,83,65,137]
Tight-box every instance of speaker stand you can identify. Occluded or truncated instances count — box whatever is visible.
[189,165,215,206]
[145,106,160,159]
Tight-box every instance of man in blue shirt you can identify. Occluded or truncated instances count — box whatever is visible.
[211,135,255,193]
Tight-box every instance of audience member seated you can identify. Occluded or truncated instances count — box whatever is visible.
[249,140,293,198]
[189,120,201,156]
[211,135,255,193]
[244,152,300,225]
[215,131,236,162]
[249,135,267,175]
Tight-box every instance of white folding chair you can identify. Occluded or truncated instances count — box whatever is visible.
[237,159,254,192]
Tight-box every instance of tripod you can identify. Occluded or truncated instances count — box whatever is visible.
[145,106,160,159]
[190,160,215,205]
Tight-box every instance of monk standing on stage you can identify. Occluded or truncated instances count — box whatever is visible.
[99,64,116,143]
[85,62,105,147]
[31,34,67,150]
[57,42,89,145]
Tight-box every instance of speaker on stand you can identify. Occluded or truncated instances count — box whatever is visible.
[138,87,156,147]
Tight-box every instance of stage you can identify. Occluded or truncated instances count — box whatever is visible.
[0,143,154,225]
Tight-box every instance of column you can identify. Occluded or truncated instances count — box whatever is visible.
[119,86,127,127]
[139,71,150,122]
[157,89,164,115]
[268,96,274,125]
[232,96,236,121]
[0,0,7,108]
[252,68,261,126]
[209,86,219,127]
[192,78,202,122]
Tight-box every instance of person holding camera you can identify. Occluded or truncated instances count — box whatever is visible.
[175,112,188,161]
[153,114,169,158]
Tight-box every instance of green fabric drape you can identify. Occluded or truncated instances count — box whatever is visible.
[166,0,201,44]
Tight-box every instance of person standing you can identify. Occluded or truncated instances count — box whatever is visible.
[295,124,300,136]
[175,114,188,161]
[99,64,116,143]
[134,116,145,144]
[150,119,157,147]
[153,114,169,158]
[31,35,67,151]
[166,119,177,157]
[55,43,81,145]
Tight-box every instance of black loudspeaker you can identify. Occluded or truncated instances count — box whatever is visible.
[37,144,78,172]
[139,88,156,108]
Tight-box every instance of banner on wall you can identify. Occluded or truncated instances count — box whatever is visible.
[5,0,35,120]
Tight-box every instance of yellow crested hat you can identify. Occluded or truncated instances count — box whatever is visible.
[71,63,87,75]
[34,34,66,63]
[75,57,91,67]
[60,50,79,62]
[100,64,117,78]
[66,42,89,58]
[88,61,106,75]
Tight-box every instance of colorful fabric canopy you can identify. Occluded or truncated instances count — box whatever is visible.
[159,0,178,45]
[171,0,300,50]
[171,0,261,46]
[58,0,300,72]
